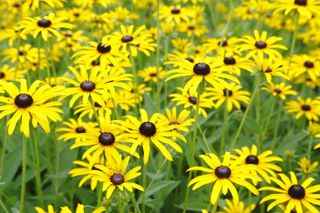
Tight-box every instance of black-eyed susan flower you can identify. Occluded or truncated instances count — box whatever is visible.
[204,37,241,55]
[308,121,320,137]
[171,38,191,53]
[138,66,166,83]
[92,154,143,199]
[232,145,283,184]
[208,83,251,112]
[298,157,318,175]
[23,0,64,10]
[290,54,320,82]
[107,25,156,57]
[73,41,128,70]
[0,26,27,46]
[253,55,288,82]
[262,82,297,100]
[18,13,73,41]
[57,118,97,142]
[239,30,287,58]
[260,172,320,212]
[0,80,63,137]
[159,5,194,24]
[188,152,259,205]
[170,87,214,118]
[166,57,239,92]
[2,44,40,64]
[71,113,138,167]
[117,109,184,164]
[162,107,194,133]
[218,199,255,213]
[286,97,320,121]
[273,0,320,19]
[0,65,26,83]
[215,54,254,76]
[34,204,56,213]
[60,204,105,213]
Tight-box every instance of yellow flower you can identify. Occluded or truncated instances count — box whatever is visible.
[188,152,259,205]
[262,82,297,100]
[298,157,318,174]
[0,80,63,137]
[159,5,194,24]
[18,13,73,41]
[0,65,27,83]
[92,154,144,199]
[218,199,255,213]
[286,97,320,121]
[260,172,320,213]
[138,66,166,82]
[273,0,320,19]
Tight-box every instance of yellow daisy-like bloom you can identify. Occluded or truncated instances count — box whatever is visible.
[35,204,56,213]
[239,30,287,58]
[170,87,214,118]
[262,82,297,100]
[18,13,73,41]
[188,152,259,205]
[0,65,26,83]
[290,54,320,82]
[166,57,240,92]
[232,145,283,184]
[273,0,320,19]
[286,97,320,121]
[118,109,184,164]
[208,83,251,112]
[2,44,40,64]
[69,154,103,190]
[218,199,255,213]
[0,80,63,137]
[171,38,191,53]
[71,113,139,167]
[233,0,271,21]
[23,0,64,10]
[138,66,166,83]
[72,41,128,70]
[260,172,320,213]
[298,157,318,175]
[0,26,27,46]
[162,107,194,133]
[253,55,288,83]
[57,118,97,142]
[308,121,320,137]
[315,143,320,149]
[204,37,242,55]
[107,25,156,57]
[159,5,194,24]
[60,204,105,213]
[92,154,144,199]
[215,54,254,76]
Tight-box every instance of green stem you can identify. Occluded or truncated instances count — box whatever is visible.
[54,131,59,195]
[130,192,140,213]
[271,102,283,151]
[307,136,313,160]
[0,117,8,177]
[263,97,276,147]
[220,105,228,156]
[229,75,261,151]
[0,199,9,213]
[96,183,102,207]
[130,55,141,113]
[44,41,51,84]
[142,163,147,213]
[155,0,161,111]
[32,129,43,206]
[20,135,27,213]
[255,76,262,147]
[288,13,299,64]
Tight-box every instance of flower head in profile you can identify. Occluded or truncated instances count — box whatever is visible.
[18,13,73,41]
[92,154,143,199]
[188,152,260,205]
[260,172,320,213]
[0,79,63,137]
[298,157,318,175]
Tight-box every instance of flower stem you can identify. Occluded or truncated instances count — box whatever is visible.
[142,163,147,213]
[32,129,44,206]
[230,75,261,151]
[155,0,161,111]
[271,102,283,151]
[220,105,228,156]
[20,135,27,213]
[0,117,8,178]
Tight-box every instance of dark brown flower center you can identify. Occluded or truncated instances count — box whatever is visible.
[91,60,100,66]
[255,41,267,49]
[288,185,305,199]
[185,57,194,63]
[193,63,210,75]
[223,89,233,97]
[188,26,195,30]
[273,88,282,94]
[215,166,231,178]
[218,40,228,47]
[37,19,52,28]
[18,50,25,56]
[301,104,311,111]
[110,173,124,185]
[224,56,236,65]
[265,67,272,73]
[73,13,80,17]
[149,73,157,77]
[97,43,111,54]
[304,61,314,68]
[188,96,197,105]
[139,122,156,137]
[295,0,307,6]
[171,8,180,14]
[98,132,115,146]
[0,72,5,79]
[75,127,86,133]
[94,102,102,108]
[80,80,95,92]
[64,33,72,37]
[245,155,259,164]
[121,35,133,43]
[14,94,33,108]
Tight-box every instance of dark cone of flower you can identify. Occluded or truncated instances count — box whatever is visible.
[215,166,231,178]
[255,41,267,49]
[171,8,180,14]
[193,63,210,75]
[139,122,156,137]
[295,0,307,6]
[75,127,86,133]
[15,94,33,108]
[121,35,133,43]
[288,185,305,199]
[110,174,124,185]
[99,132,115,146]
[301,104,311,111]
[224,57,236,65]
[97,43,111,53]
[37,19,52,28]
[80,80,95,92]
[0,72,5,79]
[185,57,194,63]
[223,89,233,97]
[188,96,197,105]
[245,155,259,164]
[304,61,314,68]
